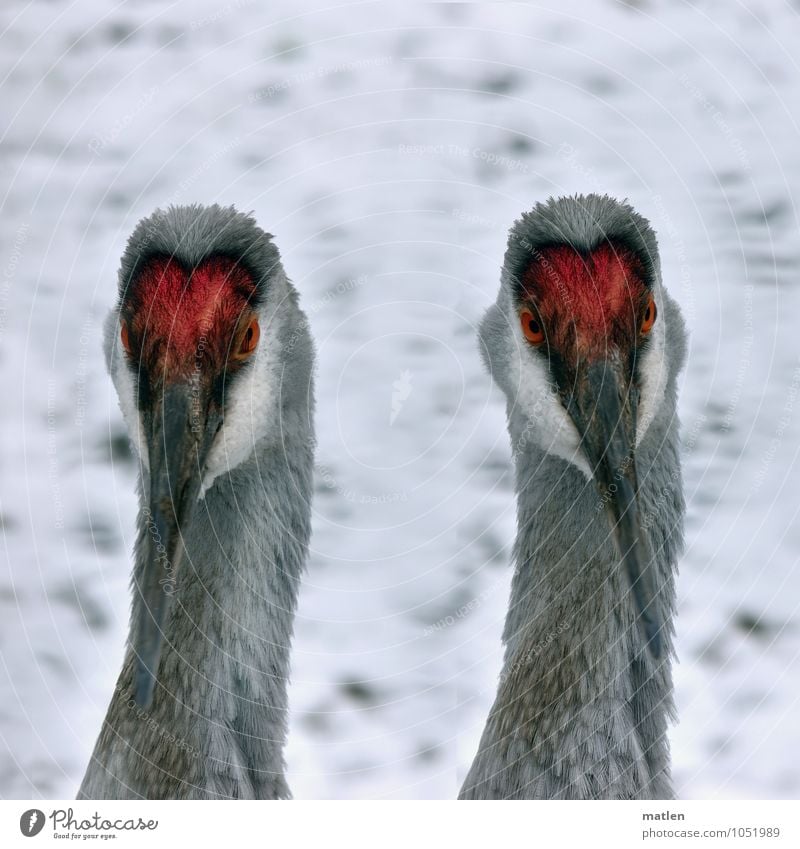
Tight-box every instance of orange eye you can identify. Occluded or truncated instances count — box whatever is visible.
[520,308,545,345]
[120,321,131,354]
[235,317,260,359]
[640,294,657,335]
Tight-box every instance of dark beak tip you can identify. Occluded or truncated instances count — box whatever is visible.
[643,617,662,660]
[134,663,157,709]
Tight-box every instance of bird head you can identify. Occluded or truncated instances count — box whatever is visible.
[481,194,675,657]
[106,204,307,706]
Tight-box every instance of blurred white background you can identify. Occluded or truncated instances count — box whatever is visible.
[1,0,799,798]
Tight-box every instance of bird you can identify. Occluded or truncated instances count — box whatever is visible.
[460,194,686,800]
[79,204,315,799]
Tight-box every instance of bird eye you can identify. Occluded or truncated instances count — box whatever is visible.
[235,317,260,359]
[640,294,657,335]
[520,308,545,345]
[120,321,132,355]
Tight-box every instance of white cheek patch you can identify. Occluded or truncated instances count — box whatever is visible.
[635,291,668,446]
[199,311,281,498]
[110,329,149,469]
[507,321,592,479]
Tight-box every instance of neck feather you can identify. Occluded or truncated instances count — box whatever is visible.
[80,425,313,800]
[460,400,682,800]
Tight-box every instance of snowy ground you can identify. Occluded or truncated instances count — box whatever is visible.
[1,0,799,799]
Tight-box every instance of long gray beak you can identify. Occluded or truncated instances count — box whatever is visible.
[132,382,218,707]
[566,359,662,659]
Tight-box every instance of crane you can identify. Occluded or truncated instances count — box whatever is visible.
[460,194,686,799]
[79,204,315,799]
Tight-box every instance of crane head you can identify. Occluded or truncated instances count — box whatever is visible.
[482,195,678,659]
[107,205,300,707]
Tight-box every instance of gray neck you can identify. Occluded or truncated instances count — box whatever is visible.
[460,398,683,799]
[80,417,313,800]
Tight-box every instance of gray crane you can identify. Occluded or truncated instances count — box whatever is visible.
[79,205,315,799]
[460,195,686,800]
